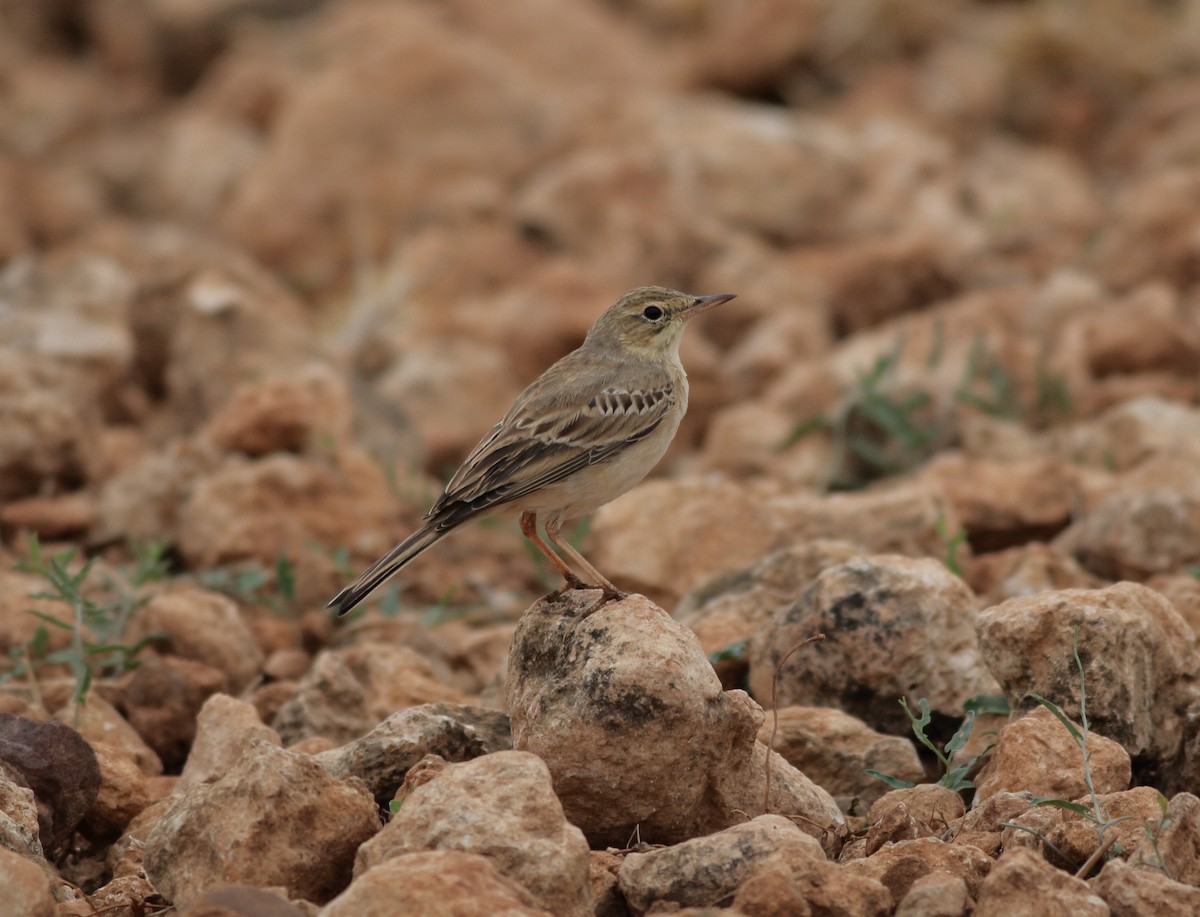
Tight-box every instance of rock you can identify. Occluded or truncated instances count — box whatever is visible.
[1047,397,1200,473]
[973,848,1108,917]
[272,645,469,746]
[1147,573,1200,639]
[322,851,550,917]
[1092,857,1200,916]
[85,741,159,837]
[731,854,891,917]
[1060,490,1200,581]
[219,1,566,293]
[949,791,1036,858]
[93,439,223,548]
[177,450,402,607]
[119,654,229,768]
[894,872,971,917]
[1040,787,1168,869]
[0,492,95,538]
[1127,792,1200,886]
[85,874,160,917]
[591,479,964,608]
[843,837,993,903]
[967,543,1101,609]
[749,556,998,733]
[180,884,308,917]
[355,751,591,917]
[974,707,1131,802]
[675,540,863,684]
[372,332,525,473]
[0,845,54,917]
[915,454,1082,552]
[55,694,162,777]
[177,694,282,793]
[127,587,264,693]
[314,703,510,806]
[144,740,379,908]
[0,775,43,858]
[865,786,965,855]
[0,713,100,852]
[506,591,844,852]
[202,365,352,457]
[589,850,625,917]
[616,815,824,914]
[757,706,924,813]
[976,583,1200,765]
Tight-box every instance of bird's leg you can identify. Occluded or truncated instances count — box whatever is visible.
[520,512,587,592]
[544,516,627,610]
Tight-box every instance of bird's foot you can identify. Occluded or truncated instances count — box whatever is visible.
[580,586,627,618]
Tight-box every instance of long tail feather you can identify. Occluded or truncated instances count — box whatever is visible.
[328,524,448,617]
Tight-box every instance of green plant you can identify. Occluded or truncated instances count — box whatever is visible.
[1026,630,1130,873]
[5,536,164,710]
[708,639,750,666]
[866,697,994,792]
[954,334,1022,420]
[1140,793,1173,879]
[783,333,1074,492]
[194,549,299,614]
[935,514,967,578]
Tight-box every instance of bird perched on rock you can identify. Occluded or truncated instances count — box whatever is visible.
[329,285,735,617]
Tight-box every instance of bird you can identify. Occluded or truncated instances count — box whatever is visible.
[329,285,736,617]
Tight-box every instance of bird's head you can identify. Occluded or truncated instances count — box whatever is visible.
[585,286,736,358]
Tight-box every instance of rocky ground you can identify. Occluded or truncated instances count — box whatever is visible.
[3,0,1200,915]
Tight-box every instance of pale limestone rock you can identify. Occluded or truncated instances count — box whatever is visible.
[144,740,379,908]
[507,591,844,853]
[354,752,590,917]
[749,555,998,733]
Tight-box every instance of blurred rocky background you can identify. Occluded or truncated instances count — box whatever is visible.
[4,1,1200,915]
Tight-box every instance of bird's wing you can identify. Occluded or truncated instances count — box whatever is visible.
[427,361,677,526]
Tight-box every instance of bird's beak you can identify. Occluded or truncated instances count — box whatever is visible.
[685,293,736,318]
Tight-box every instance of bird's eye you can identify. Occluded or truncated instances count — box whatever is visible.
[642,305,663,321]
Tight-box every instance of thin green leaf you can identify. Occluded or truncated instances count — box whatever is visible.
[1029,694,1084,744]
[864,770,916,790]
[1032,798,1092,816]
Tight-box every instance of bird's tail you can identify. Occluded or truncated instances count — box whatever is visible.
[328,524,449,617]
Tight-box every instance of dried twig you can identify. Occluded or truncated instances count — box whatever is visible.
[763,634,826,814]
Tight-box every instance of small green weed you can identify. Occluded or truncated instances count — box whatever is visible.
[708,639,750,666]
[935,514,967,578]
[783,333,1073,492]
[866,697,996,792]
[4,536,166,711]
[1026,629,1130,873]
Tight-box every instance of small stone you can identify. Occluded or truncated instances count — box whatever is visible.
[977,582,1200,764]
[973,848,1107,917]
[144,740,380,908]
[974,707,1131,802]
[749,556,998,733]
[314,703,510,806]
[1091,857,1200,916]
[507,591,843,853]
[617,815,823,914]
[758,706,924,813]
[355,751,591,917]
[323,851,550,917]
[177,694,282,793]
[0,846,54,917]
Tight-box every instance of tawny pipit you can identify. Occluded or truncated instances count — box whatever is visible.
[329,285,735,616]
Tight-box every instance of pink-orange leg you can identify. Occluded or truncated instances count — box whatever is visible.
[520,511,586,591]
[544,516,626,606]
